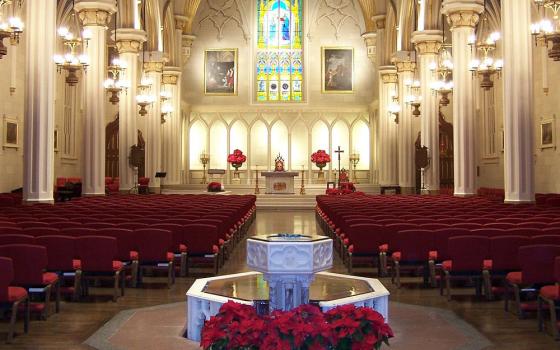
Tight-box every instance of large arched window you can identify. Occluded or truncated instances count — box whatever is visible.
[256,0,303,102]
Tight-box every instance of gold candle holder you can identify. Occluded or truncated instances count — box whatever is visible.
[300,165,306,195]
[254,165,260,195]
[349,153,360,184]
[200,152,210,184]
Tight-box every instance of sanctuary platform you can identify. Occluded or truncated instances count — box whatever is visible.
[163,183,381,209]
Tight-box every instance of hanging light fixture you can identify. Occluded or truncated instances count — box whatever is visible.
[104,9,128,105]
[136,76,155,116]
[430,45,453,106]
[405,77,422,117]
[160,90,173,123]
[388,94,401,124]
[468,6,503,90]
[0,0,23,59]
[532,0,560,61]
[53,1,90,86]
[104,58,128,104]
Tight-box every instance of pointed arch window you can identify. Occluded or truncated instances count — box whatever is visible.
[256,0,303,102]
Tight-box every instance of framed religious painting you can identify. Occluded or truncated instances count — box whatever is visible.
[322,47,354,93]
[540,117,555,149]
[204,49,238,95]
[3,117,18,149]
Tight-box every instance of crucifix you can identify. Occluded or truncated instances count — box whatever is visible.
[334,146,344,186]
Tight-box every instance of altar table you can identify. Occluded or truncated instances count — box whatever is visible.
[261,171,298,194]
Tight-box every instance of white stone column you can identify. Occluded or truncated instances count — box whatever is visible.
[162,67,182,185]
[394,53,416,192]
[23,0,56,203]
[75,0,117,195]
[144,58,164,190]
[412,31,443,193]
[378,66,399,186]
[442,0,483,196]
[502,0,534,203]
[115,29,146,192]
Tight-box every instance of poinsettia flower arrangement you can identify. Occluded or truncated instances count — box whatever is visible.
[311,150,331,170]
[201,301,393,350]
[227,149,247,170]
[207,182,223,192]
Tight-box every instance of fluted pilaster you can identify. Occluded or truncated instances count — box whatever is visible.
[394,52,416,192]
[144,55,164,190]
[502,0,534,203]
[412,30,443,193]
[115,28,146,192]
[162,67,182,185]
[23,0,56,203]
[75,0,117,196]
[378,66,399,186]
[442,0,483,196]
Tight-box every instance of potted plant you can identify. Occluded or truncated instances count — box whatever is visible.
[227,149,247,184]
[311,150,331,183]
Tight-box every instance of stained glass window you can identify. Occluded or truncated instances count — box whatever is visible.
[256,0,303,102]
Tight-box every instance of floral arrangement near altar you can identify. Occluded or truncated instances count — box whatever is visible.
[227,149,247,170]
[200,301,393,350]
[311,150,331,170]
[207,182,223,192]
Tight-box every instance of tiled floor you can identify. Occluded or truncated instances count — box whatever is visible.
[88,210,557,349]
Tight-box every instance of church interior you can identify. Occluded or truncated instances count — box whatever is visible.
[1,0,560,349]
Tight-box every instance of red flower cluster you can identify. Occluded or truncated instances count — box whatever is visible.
[207,182,222,192]
[227,149,247,165]
[310,150,331,165]
[200,301,393,350]
[325,304,394,350]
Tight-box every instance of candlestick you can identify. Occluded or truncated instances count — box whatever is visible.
[254,165,260,195]
[300,165,305,195]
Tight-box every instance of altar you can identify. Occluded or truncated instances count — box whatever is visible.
[261,171,298,194]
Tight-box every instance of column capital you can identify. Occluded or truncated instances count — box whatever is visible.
[74,0,117,27]
[175,15,189,32]
[181,34,197,64]
[144,60,164,73]
[361,32,377,64]
[411,30,443,55]
[114,28,146,54]
[379,65,398,83]
[372,14,386,30]
[392,51,416,72]
[162,66,182,85]
[441,0,484,29]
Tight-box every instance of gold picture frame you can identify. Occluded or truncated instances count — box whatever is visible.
[3,117,18,149]
[204,48,238,96]
[321,47,354,94]
[540,117,555,149]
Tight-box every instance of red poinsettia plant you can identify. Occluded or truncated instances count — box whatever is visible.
[207,182,223,192]
[227,149,247,170]
[201,301,393,350]
[311,150,331,170]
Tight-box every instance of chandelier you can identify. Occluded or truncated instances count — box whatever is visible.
[160,90,173,124]
[387,94,401,124]
[136,77,155,116]
[430,45,453,106]
[104,58,128,104]
[532,0,560,61]
[53,3,91,87]
[0,0,23,59]
[404,78,421,117]
[468,14,503,90]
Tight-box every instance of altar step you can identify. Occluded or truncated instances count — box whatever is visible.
[163,184,380,210]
